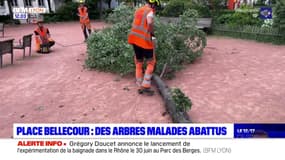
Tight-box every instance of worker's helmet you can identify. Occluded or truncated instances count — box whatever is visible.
[146,0,161,7]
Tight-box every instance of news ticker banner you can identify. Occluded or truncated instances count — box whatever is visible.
[0,123,284,160]
[13,123,285,139]
[1,138,285,160]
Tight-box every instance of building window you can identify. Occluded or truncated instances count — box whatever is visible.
[24,0,32,6]
[11,0,18,6]
[38,0,44,6]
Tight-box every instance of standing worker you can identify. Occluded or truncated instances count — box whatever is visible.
[128,0,160,96]
[34,20,55,53]
[77,1,92,42]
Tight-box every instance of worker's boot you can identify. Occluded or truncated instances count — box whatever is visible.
[138,87,154,96]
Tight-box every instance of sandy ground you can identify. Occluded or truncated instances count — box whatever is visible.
[168,36,285,123]
[0,22,285,138]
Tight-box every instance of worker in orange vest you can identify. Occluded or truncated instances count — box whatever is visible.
[34,21,55,53]
[228,0,236,10]
[128,0,161,96]
[77,2,91,42]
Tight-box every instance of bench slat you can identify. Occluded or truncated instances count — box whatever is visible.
[0,23,4,37]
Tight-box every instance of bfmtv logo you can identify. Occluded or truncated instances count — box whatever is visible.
[13,13,28,20]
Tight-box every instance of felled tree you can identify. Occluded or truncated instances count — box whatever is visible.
[86,4,206,78]
[86,4,205,122]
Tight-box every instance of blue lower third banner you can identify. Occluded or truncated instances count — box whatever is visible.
[2,123,284,160]
[234,123,285,138]
[13,123,233,139]
[13,123,285,139]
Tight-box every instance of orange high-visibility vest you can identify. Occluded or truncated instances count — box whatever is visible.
[128,6,153,49]
[228,0,235,10]
[35,27,49,43]
[78,6,90,23]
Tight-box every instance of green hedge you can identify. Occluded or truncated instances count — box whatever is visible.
[0,15,20,24]
[160,0,211,18]
[43,1,101,23]
[213,24,285,44]
[273,0,285,34]
[213,8,263,26]
[0,15,10,23]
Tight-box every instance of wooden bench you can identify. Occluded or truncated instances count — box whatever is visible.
[13,34,33,58]
[160,17,213,30]
[0,23,4,37]
[0,39,14,68]
[196,18,212,30]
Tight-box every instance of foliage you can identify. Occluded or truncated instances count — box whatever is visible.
[85,0,100,19]
[160,0,211,17]
[86,29,134,75]
[211,1,285,43]
[273,0,285,34]
[43,1,100,22]
[0,15,11,24]
[55,1,79,21]
[106,4,135,24]
[86,4,135,75]
[43,13,59,22]
[161,0,192,17]
[262,19,274,28]
[86,4,206,78]
[171,88,192,112]
[0,15,20,24]
[209,0,228,10]
[191,3,212,18]
[214,9,263,26]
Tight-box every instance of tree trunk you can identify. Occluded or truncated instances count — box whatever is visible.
[153,74,191,123]
[7,0,14,22]
[99,0,103,19]
[108,0,111,8]
[47,0,52,13]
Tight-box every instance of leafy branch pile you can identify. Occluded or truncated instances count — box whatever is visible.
[86,4,207,78]
[171,88,192,113]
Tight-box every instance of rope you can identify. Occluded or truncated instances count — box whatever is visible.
[55,42,85,47]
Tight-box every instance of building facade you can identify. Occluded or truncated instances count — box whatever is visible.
[0,0,64,15]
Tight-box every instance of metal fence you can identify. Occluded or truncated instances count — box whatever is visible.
[212,24,284,44]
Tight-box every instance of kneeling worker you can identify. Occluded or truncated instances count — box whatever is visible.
[34,21,55,53]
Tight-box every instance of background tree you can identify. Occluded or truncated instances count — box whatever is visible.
[104,0,112,8]
[99,0,103,19]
